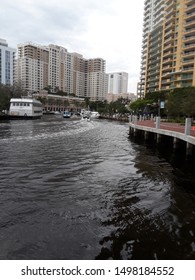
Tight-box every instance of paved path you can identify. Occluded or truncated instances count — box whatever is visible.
[129,119,195,146]
[135,120,195,137]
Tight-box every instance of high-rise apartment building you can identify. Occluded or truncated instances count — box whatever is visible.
[72,52,86,98]
[161,0,195,90]
[137,0,166,97]
[0,38,16,85]
[17,42,49,93]
[107,72,128,94]
[17,42,107,101]
[138,0,195,97]
[85,58,107,101]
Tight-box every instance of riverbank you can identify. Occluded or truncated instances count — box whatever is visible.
[0,114,10,120]
[100,113,129,122]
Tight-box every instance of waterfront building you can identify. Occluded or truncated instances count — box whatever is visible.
[72,52,86,98]
[0,38,16,85]
[107,72,128,94]
[137,0,166,97]
[85,58,107,101]
[161,0,195,90]
[48,44,67,93]
[17,42,49,93]
[138,0,195,97]
[16,42,107,101]
[137,0,167,97]
[34,90,85,113]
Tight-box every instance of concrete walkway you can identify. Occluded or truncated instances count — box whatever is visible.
[129,119,195,146]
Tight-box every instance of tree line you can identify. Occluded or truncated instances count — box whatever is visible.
[0,83,132,115]
[1,82,195,119]
[130,87,195,119]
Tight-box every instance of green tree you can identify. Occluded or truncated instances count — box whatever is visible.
[130,99,152,114]
[84,97,90,108]
[166,87,195,118]
[181,87,195,117]
[145,90,167,103]
[0,84,12,111]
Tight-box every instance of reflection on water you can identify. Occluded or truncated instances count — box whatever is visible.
[0,116,195,259]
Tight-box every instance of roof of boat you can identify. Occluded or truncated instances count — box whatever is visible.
[10,97,41,103]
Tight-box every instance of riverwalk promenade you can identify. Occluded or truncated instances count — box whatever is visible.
[129,116,195,153]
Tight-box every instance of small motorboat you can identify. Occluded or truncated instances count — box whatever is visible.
[63,111,71,118]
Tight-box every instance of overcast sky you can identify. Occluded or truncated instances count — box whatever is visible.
[1,0,144,93]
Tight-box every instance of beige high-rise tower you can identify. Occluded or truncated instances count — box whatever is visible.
[17,42,107,101]
[138,0,195,97]
[85,58,107,101]
[17,42,49,93]
[161,0,195,90]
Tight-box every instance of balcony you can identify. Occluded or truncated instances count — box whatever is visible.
[180,74,193,80]
[185,20,195,29]
[162,72,172,78]
[185,12,195,22]
[165,0,175,6]
[163,58,173,66]
[143,26,149,34]
[165,15,175,25]
[149,50,162,59]
[182,67,194,72]
[183,36,195,44]
[182,59,194,65]
[148,59,160,70]
[185,3,195,13]
[164,29,175,40]
[184,27,195,36]
[163,50,173,59]
[161,78,171,85]
[153,5,166,18]
[186,0,195,7]
[163,43,174,51]
[165,8,176,19]
[183,51,195,58]
[165,22,175,32]
[183,43,195,51]
[162,65,172,70]
[162,66,173,75]
[164,36,174,45]
[180,81,193,87]
[166,0,176,11]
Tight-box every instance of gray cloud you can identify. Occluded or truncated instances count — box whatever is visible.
[1,0,144,92]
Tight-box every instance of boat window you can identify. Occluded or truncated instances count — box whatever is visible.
[24,103,26,106]
[16,103,19,106]
[27,103,30,106]
[13,103,15,106]
[20,103,23,106]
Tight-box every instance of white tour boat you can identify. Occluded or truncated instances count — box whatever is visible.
[9,97,43,119]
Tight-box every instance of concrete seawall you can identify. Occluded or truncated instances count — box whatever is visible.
[129,117,195,156]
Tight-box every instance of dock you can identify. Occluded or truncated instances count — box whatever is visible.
[129,116,195,155]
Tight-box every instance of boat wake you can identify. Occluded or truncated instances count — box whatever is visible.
[0,119,99,143]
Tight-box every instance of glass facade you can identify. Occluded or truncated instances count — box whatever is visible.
[0,39,16,86]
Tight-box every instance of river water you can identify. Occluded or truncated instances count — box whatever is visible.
[0,115,195,260]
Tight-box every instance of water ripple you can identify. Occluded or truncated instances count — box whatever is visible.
[0,117,195,259]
